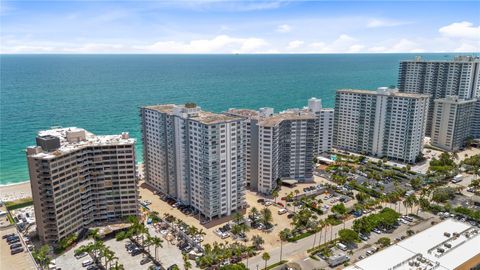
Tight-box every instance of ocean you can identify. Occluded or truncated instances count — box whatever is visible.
[0,53,463,185]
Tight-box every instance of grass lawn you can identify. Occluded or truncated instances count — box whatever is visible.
[5,197,33,210]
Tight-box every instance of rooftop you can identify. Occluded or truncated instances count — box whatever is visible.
[258,110,316,127]
[226,108,260,119]
[345,219,480,270]
[402,56,480,63]
[27,127,135,159]
[337,88,431,99]
[144,103,242,124]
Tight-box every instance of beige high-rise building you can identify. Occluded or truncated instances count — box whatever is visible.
[227,98,326,194]
[431,96,477,152]
[27,128,138,244]
[141,104,247,220]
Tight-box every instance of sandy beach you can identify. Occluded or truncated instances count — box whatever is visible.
[0,181,32,202]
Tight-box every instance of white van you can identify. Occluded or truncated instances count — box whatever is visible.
[337,242,348,251]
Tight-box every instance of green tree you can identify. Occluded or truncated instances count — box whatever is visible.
[252,235,264,250]
[338,229,359,245]
[260,207,273,227]
[377,237,391,248]
[278,228,290,262]
[262,252,271,270]
[32,245,51,269]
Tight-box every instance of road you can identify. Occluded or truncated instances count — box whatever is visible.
[243,201,423,270]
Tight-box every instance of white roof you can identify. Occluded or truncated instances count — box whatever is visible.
[346,219,480,270]
[28,127,135,159]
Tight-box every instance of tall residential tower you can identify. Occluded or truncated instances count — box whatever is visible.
[398,56,480,135]
[333,87,429,163]
[27,128,138,244]
[431,96,477,152]
[141,104,246,220]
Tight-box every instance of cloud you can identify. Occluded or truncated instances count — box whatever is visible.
[368,39,424,53]
[366,18,410,28]
[138,35,268,53]
[308,34,363,53]
[286,40,304,50]
[276,24,292,33]
[439,21,480,40]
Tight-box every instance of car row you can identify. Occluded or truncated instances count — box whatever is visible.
[4,233,24,255]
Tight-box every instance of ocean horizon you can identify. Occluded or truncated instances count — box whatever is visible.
[0,53,471,185]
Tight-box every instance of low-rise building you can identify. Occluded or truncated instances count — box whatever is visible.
[345,219,480,270]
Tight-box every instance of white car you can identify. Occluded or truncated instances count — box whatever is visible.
[82,259,93,267]
[265,201,273,206]
[278,208,288,215]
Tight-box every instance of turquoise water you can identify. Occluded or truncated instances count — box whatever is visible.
[0,54,462,185]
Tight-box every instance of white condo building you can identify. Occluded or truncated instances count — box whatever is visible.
[141,104,246,220]
[227,98,331,194]
[333,87,429,164]
[398,56,480,135]
[431,96,477,152]
[26,128,138,244]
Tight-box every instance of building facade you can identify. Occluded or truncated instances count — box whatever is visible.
[27,128,138,244]
[473,99,480,140]
[333,87,429,163]
[141,104,246,220]
[431,96,477,151]
[307,98,335,154]
[227,99,328,194]
[398,55,480,135]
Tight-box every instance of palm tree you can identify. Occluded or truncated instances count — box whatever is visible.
[233,212,244,225]
[252,235,264,250]
[260,207,273,227]
[245,246,256,267]
[249,207,259,221]
[262,252,271,270]
[278,228,290,262]
[272,190,279,203]
[150,236,163,261]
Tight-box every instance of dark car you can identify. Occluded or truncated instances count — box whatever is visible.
[11,247,24,255]
[287,213,294,219]
[7,238,20,244]
[2,233,15,239]
[10,243,22,249]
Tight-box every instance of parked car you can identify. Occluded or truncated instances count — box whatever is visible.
[11,247,24,255]
[140,257,151,265]
[278,208,288,215]
[82,260,93,267]
[373,228,382,234]
[10,243,22,250]
[75,252,88,259]
[2,233,15,239]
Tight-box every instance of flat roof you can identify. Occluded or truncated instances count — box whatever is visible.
[337,89,430,99]
[258,110,317,127]
[144,104,242,125]
[28,127,135,159]
[346,219,480,270]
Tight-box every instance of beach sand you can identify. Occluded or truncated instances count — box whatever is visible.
[0,182,32,202]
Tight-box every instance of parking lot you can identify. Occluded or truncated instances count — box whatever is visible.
[0,226,36,270]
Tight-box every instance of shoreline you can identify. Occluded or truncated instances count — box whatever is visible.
[0,180,30,187]
[0,181,32,202]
